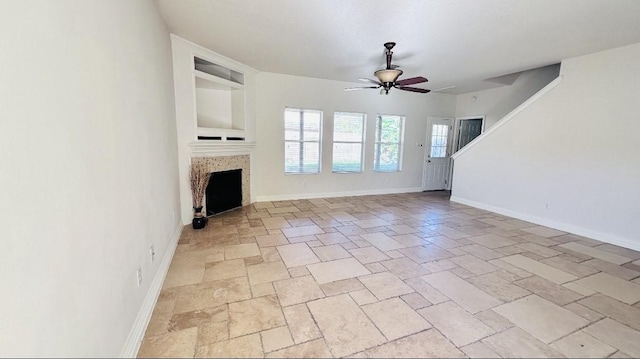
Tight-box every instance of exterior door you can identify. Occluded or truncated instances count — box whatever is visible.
[423,117,453,191]
[456,118,483,151]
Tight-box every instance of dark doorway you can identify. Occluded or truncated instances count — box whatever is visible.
[456,118,483,152]
[205,169,242,216]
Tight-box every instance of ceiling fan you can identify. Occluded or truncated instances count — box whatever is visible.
[345,42,431,95]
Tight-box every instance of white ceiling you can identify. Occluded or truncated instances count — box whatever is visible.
[155,0,640,94]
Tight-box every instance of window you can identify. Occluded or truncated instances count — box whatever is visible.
[284,108,322,173]
[374,114,404,172]
[332,112,365,172]
[429,124,449,158]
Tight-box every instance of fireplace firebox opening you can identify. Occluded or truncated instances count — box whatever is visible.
[205,169,242,216]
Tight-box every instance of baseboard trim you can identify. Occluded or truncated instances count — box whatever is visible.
[255,187,423,202]
[450,196,640,252]
[119,221,183,358]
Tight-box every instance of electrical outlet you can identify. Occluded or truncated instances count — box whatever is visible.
[136,266,143,287]
[545,202,550,209]
[150,245,155,263]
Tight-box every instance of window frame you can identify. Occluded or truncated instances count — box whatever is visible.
[373,114,405,172]
[332,111,366,173]
[284,107,323,174]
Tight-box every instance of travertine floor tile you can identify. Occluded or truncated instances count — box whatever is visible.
[421,271,501,313]
[359,271,414,300]
[349,288,378,305]
[316,232,350,245]
[362,298,431,340]
[173,277,251,314]
[380,257,430,279]
[276,243,320,268]
[312,244,351,261]
[517,242,562,258]
[306,257,370,284]
[468,233,517,248]
[459,244,503,260]
[256,233,289,247]
[138,327,198,358]
[571,272,640,304]
[195,333,263,358]
[583,318,640,357]
[168,305,228,332]
[419,301,494,346]
[564,302,605,322]
[540,255,600,277]
[228,295,285,338]
[360,232,406,251]
[224,243,261,260]
[550,330,616,358]
[282,304,321,344]
[203,259,246,282]
[450,254,499,276]
[145,300,175,337]
[515,275,583,305]
[265,338,332,358]
[366,330,465,358]
[143,192,640,358]
[273,275,324,306]
[261,217,291,229]
[260,326,294,353]
[475,309,514,332]
[460,341,501,359]
[307,294,386,357]
[349,246,390,264]
[579,294,640,331]
[320,277,365,295]
[501,254,577,284]
[196,320,228,346]
[353,218,391,229]
[281,224,324,238]
[399,244,456,263]
[482,327,563,358]
[582,258,640,280]
[492,295,588,343]
[521,226,566,237]
[246,261,290,286]
[468,271,531,302]
[560,242,631,265]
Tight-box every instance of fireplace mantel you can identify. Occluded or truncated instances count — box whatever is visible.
[189,141,256,157]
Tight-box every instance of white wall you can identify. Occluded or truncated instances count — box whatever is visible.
[0,0,180,356]
[254,73,456,200]
[452,42,640,250]
[456,64,560,129]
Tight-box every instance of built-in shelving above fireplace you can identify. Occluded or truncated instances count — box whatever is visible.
[193,57,246,141]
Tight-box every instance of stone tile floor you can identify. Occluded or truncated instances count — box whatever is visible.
[138,191,640,358]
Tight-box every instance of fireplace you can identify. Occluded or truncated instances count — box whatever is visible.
[206,169,242,216]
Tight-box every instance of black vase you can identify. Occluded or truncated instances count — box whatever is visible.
[192,206,206,230]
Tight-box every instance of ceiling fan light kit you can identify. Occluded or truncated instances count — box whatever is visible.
[345,42,430,95]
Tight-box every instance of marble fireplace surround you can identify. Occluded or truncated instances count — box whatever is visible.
[190,154,251,210]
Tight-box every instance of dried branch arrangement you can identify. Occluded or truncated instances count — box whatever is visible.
[189,161,210,208]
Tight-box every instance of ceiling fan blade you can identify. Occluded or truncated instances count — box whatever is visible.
[398,86,431,93]
[358,78,382,86]
[344,86,380,91]
[395,76,428,86]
